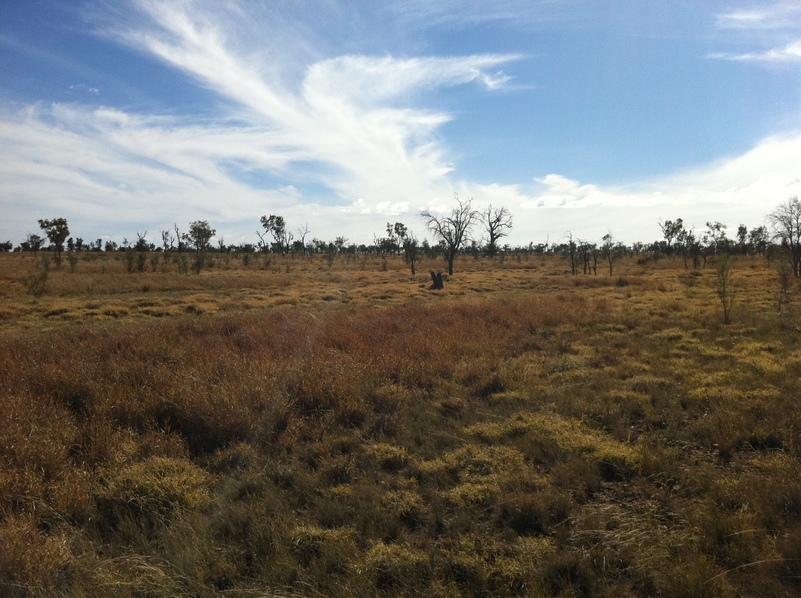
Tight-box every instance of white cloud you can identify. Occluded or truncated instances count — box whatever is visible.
[709,40,801,62]
[4,99,800,246]
[390,0,581,29]
[493,133,801,243]
[304,54,521,105]
[115,2,519,202]
[715,2,801,30]
[711,3,801,63]
[68,84,101,95]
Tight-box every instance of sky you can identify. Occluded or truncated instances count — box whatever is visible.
[1,0,800,248]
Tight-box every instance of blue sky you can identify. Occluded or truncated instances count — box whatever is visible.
[1,0,800,248]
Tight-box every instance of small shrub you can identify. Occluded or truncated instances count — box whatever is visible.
[123,250,136,273]
[25,267,49,296]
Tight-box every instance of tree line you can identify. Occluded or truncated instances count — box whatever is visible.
[4,195,800,278]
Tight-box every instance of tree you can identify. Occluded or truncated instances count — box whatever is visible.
[563,231,580,275]
[388,222,408,254]
[184,220,216,273]
[601,233,622,276]
[390,222,418,275]
[767,196,801,277]
[38,218,70,267]
[260,214,291,255]
[420,195,478,275]
[174,224,185,253]
[749,226,769,257]
[296,223,310,254]
[134,231,149,273]
[578,240,597,274]
[677,227,701,269]
[23,233,44,256]
[659,218,684,256]
[736,224,748,255]
[482,205,513,257]
[715,253,735,324]
[705,221,727,255]
[161,229,173,252]
[186,221,215,253]
[134,231,149,253]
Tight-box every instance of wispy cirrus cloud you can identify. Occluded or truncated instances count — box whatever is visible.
[708,40,801,62]
[710,2,801,63]
[111,1,521,206]
[714,2,801,30]
[1,1,522,242]
[389,0,583,29]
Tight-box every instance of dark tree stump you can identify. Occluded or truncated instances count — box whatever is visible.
[430,271,444,290]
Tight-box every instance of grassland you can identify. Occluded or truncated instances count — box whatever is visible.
[1,250,800,597]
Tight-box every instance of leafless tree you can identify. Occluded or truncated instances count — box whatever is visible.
[297,223,310,254]
[174,223,184,253]
[767,196,801,277]
[482,205,513,257]
[564,231,579,275]
[420,194,478,275]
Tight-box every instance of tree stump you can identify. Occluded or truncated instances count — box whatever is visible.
[430,271,444,290]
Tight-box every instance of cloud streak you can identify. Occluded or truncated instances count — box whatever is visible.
[711,2,801,63]
[708,40,801,62]
[714,2,801,31]
[112,1,522,206]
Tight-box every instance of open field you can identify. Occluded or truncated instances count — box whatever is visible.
[2,251,801,597]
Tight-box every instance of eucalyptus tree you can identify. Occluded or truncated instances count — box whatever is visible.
[260,214,292,254]
[420,195,478,275]
[768,196,801,277]
[184,220,216,273]
[705,221,728,255]
[601,233,623,276]
[659,218,684,256]
[23,233,44,256]
[38,218,70,267]
[749,226,769,257]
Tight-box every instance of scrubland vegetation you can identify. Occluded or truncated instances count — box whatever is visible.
[2,249,801,597]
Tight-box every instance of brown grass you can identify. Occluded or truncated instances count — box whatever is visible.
[1,252,800,596]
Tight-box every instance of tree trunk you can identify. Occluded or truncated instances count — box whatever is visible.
[447,250,455,275]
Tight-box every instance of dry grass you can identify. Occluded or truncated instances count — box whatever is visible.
[1,252,801,596]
